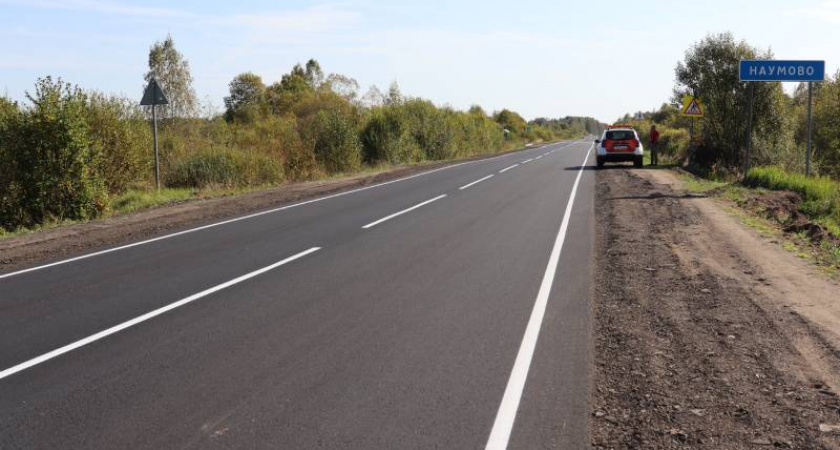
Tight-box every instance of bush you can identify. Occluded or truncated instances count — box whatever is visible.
[166,148,283,188]
[404,99,456,160]
[360,107,416,164]
[312,108,362,173]
[658,128,690,159]
[0,77,107,229]
[87,94,152,193]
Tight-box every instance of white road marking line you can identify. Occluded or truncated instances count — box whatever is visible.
[0,148,533,281]
[484,144,593,450]
[361,195,447,229]
[534,156,543,160]
[521,159,534,164]
[499,164,519,173]
[459,174,494,190]
[0,247,321,381]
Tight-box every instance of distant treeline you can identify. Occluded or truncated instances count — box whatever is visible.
[0,36,602,231]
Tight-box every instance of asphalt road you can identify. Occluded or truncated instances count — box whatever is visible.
[0,139,596,449]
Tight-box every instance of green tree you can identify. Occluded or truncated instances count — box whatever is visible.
[675,32,787,170]
[813,71,840,178]
[145,34,198,118]
[266,63,316,115]
[224,72,266,122]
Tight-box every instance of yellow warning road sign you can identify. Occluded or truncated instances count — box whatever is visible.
[681,95,704,117]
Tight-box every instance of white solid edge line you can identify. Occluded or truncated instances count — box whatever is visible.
[459,174,494,190]
[361,194,447,229]
[499,164,519,174]
[0,247,321,381]
[484,143,593,450]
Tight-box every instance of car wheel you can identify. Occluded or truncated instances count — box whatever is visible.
[634,156,643,168]
[596,157,604,168]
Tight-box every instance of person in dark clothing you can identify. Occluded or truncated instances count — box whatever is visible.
[649,125,660,166]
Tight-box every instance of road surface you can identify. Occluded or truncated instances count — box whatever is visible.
[0,139,595,449]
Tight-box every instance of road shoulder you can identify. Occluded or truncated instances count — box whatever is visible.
[590,167,840,449]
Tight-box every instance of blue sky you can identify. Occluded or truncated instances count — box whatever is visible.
[1,0,838,122]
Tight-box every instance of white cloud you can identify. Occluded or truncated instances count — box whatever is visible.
[791,1,840,24]
[228,5,362,36]
[0,0,190,17]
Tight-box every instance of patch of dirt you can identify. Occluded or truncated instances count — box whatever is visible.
[0,155,501,274]
[740,190,836,244]
[591,168,840,449]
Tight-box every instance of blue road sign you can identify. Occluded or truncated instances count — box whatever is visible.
[739,60,825,82]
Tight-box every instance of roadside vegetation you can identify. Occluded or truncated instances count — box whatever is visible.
[0,35,603,235]
[616,32,839,269]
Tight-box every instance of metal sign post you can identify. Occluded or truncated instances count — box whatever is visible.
[739,60,825,177]
[806,82,813,176]
[744,82,755,175]
[140,78,169,190]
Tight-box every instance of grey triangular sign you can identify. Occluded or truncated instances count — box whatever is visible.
[140,78,169,106]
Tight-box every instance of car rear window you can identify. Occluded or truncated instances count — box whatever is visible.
[605,130,635,140]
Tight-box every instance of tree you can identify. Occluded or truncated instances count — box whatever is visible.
[324,73,359,101]
[813,71,840,177]
[468,105,487,117]
[360,85,386,107]
[386,81,403,105]
[145,34,198,118]
[224,72,266,122]
[304,59,324,89]
[266,63,317,115]
[674,32,787,169]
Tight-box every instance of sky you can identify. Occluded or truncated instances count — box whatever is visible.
[1,0,838,123]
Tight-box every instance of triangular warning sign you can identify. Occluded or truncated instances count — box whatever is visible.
[681,95,704,117]
[684,99,702,115]
[140,78,169,106]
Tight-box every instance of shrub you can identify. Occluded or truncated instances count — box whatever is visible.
[404,99,456,160]
[360,107,416,164]
[0,77,107,229]
[87,93,152,193]
[657,128,690,159]
[166,147,283,188]
[312,108,362,173]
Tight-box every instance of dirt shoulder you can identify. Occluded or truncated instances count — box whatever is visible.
[591,167,840,449]
[0,148,528,274]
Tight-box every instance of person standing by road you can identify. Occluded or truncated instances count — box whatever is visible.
[649,124,660,166]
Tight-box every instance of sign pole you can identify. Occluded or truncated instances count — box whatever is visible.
[806,81,813,177]
[744,82,754,177]
[152,104,160,190]
[141,77,167,190]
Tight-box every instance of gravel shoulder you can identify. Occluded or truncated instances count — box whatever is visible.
[591,167,840,449]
